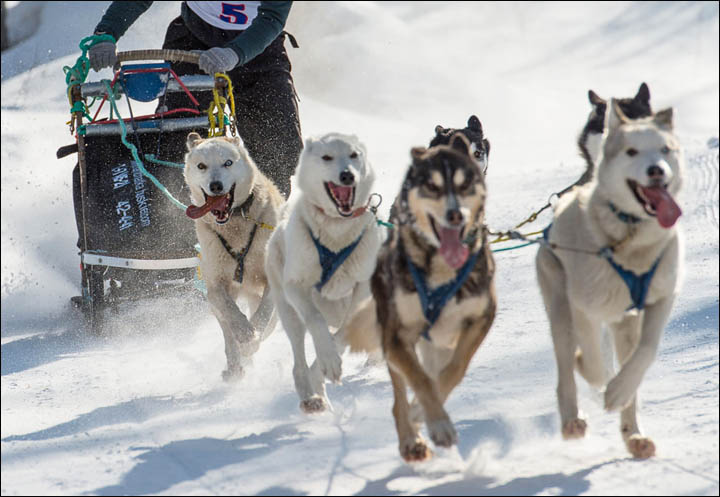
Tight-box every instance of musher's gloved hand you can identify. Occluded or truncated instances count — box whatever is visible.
[88,39,118,72]
[197,47,239,75]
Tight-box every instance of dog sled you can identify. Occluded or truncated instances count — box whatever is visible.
[59,41,238,335]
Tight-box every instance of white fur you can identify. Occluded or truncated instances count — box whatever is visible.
[265,133,382,411]
[536,101,684,458]
[184,133,285,380]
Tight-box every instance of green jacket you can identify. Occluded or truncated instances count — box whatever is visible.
[95,1,292,67]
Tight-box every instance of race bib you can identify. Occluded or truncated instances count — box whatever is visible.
[186,1,261,30]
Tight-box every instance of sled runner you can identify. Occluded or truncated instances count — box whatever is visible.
[60,42,238,335]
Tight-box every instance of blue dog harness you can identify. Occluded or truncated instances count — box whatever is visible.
[406,250,481,341]
[310,229,365,291]
[543,220,661,311]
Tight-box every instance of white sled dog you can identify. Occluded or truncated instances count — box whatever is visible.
[184,132,284,380]
[536,100,684,458]
[265,133,382,413]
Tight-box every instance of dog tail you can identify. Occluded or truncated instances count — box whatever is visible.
[343,296,382,355]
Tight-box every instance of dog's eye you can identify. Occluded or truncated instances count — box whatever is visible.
[425,182,441,194]
[661,146,671,154]
[626,148,638,157]
[473,150,482,159]
[322,155,333,161]
[197,163,207,170]
[223,160,233,168]
[349,151,358,159]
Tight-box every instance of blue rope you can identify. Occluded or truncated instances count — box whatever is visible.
[102,80,187,211]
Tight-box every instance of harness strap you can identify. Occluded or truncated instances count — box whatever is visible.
[311,230,365,291]
[216,223,259,284]
[405,249,481,341]
[600,249,661,310]
[544,223,661,310]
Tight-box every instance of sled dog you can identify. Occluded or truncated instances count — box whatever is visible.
[430,115,491,175]
[576,82,652,186]
[184,132,284,380]
[346,133,496,462]
[536,101,684,458]
[265,133,382,413]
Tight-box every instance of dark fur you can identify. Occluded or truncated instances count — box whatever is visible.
[372,134,497,461]
[430,115,491,174]
[576,82,652,186]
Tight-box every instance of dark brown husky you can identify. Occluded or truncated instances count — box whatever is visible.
[346,133,497,462]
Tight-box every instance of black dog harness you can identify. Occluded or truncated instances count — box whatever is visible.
[215,193,258,284]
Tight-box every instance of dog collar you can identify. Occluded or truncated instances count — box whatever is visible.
[231,192,255,217]
[608,202,643,225]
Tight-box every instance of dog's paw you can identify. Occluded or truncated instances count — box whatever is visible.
[315,340,343,383]
[427,418,457,448]
[237,336,261,358]
[625,435,656,459]
[604,375,636,412]
[299,396,328,414]
[400,437,433,463]
[221,364,245,382]
[561,418,587,439]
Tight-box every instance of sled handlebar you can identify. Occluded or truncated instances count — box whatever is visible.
[117,49,201,65]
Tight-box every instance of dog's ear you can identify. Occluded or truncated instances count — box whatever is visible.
[588,90,605,107]
[635,82,650,105]
[186,132,203,151]
[449,133,471,155]
[653,107,674,131]
[411,146,427,161]
[483,138,491,157]
[434,125,446,135]
[231,135,244,148]
[303,136,316,153]
[467,115,483,134]
[607,98,630,131]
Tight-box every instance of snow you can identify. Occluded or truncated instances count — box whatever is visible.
[1,1,718,495]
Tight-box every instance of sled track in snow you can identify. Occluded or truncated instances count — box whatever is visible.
[686,141,719,230]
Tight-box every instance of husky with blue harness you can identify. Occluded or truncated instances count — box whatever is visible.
[265,133,382,413]
[536,99,684,459]
[345,132,496,462]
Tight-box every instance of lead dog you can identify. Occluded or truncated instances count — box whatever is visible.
[536,100,684,458]
[346,133,496,462]
[265,133,382,413]
[184,132,284,380]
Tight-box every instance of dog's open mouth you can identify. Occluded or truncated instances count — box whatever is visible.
[626,179,682,228]
[324,182,356,217]
[185,184,236,224]
[429,215,469,269]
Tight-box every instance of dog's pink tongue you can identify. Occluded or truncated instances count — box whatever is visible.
[185,195,227,219]
[640,185,682,228]
[331,184,353,204]
[438,226,469,269]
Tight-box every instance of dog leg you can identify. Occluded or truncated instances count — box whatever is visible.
[285,283,343,383]
[435,311,494,404]
[385,335,456,449]
[570,305,608,388]
[274,291,328,412]
[388,364,432,462]
[537,247,586,439]
[610,313,655,459]
[605,294,674,413]
[250,284,278,341]
[206,285,258,380]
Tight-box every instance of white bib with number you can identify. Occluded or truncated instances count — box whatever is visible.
[186,1,261,30]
